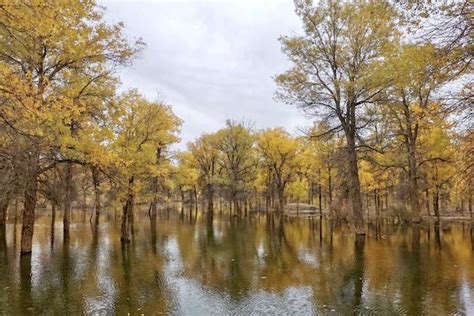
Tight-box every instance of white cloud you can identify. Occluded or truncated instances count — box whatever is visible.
[100,0,308,149]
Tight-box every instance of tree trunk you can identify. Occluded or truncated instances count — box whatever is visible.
[21,171,38,255]
[180,188,185,218]
[51,200,56,246]
[433,185,440,224]
[0,195,10,225]
[207,183,214,217]
[150,179,159,217]
[121,177,134,243]
[375,189,380,218]
[296,197,299,217]
[318,182,323,219]
[425,189,431,217]
[207,185,214,226]
[328,166,332,216]
[407,141,421,223]
[346,133,365,235]
[193,186,198,213]
[63,163,73,241]
[91,166,101,225]
[278,185,285,213]
[469,193,472,219]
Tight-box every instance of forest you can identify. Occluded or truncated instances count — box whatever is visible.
[0,0,472,257]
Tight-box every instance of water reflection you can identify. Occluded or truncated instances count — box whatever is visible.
[0,214,472,314]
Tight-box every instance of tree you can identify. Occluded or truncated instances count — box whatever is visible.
[304,122,342,214]
[275,0,397,234]
[257,128,299,211]
[112,90,180,243]
[419,124,456,222]
[383,43,461,222]
[216,120,257,215]
[175,151,199,215]
[453,131,473,219]
[287,177,308,216]
[189,133,221,220]
[0,0,142,253]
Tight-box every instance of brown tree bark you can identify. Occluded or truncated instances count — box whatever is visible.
[193,186,198,213]
[425,189,431,217]
[469,193,472,219]
[63,163,73,241]
[328,165,333,216]
[149,148,162,219]
[346,132,365,235]
[21,171,38,255]
[278,186,285,212]
[121,177,135,243]
[0,195,10,225]
[207,182,214,221]
[374,189,379,218]
[407,142,421,223]
[433,185,440,224]
[50,200,56,246]
[318,177,323,220]
[91,166,101,225]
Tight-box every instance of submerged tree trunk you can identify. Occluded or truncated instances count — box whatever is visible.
[150,179,160,219]
[328,165,333,216]
[207,183,214,219]
[91,166,101,225]
[21,170,38,255]
[433,185,440,224]
[346,132,365,235]
[374,189,380,219]
[407,143,421,223]
[63,163,73,241]
[277,185,285,213]
[121,177,135,243]
[193,186,198,214]
[180,188,185,219]
[50,200,56,246]
[190,191,194,221]
[296,197,299,216]
[318,180,323,219]
[149,148,162,219]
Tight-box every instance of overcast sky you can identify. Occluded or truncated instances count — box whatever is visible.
[100,0,309,149]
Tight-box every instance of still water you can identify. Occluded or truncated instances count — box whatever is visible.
[0,213,473,315]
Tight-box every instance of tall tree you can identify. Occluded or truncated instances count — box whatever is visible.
[275,0,397,234]
[383,44,461,222]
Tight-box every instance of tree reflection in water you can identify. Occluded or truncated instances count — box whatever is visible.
[0,213,472,314]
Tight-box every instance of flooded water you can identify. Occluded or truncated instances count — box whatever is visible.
[0,212,473,315]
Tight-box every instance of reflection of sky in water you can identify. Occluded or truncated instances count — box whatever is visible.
[163,237,317,315]
[84,225,117,314]
[298,248,319,268]
[459,275,473,313]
